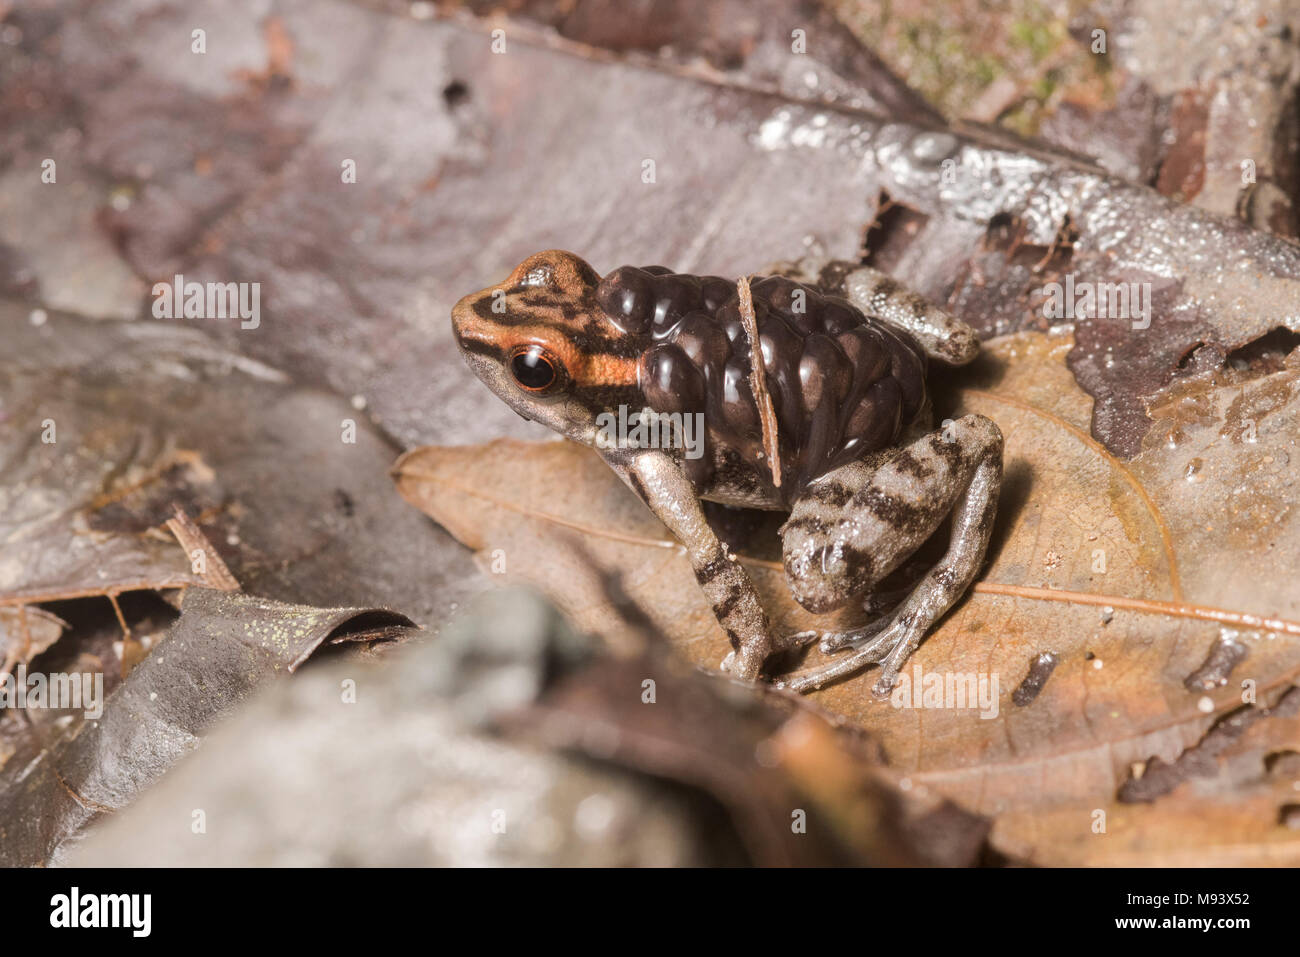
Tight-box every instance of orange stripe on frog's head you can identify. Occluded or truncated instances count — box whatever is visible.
[451,250,642,391]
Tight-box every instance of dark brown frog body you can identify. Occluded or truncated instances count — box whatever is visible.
[597,265,929,506]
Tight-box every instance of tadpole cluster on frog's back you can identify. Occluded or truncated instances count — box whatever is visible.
[595,264,929,503]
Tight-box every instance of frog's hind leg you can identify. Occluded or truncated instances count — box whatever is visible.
[844,265,979,366]
[767,255,978,365]
[778,414,1003,696]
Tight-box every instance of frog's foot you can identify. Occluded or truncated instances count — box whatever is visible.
[776,612,921,697]
[776,629,821,651]
[719,648,758,680]
[721,629,818,679]
[816,615,891,654]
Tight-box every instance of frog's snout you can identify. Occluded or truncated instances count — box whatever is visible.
[450,288,477,326]
[449,287,496,350]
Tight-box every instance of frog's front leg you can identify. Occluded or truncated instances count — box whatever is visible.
[777,414,1003,696]
[609,449,776,680]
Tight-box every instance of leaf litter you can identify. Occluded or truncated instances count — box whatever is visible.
[395,322,1300,864]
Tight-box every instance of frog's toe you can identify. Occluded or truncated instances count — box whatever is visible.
[780,619,909,694]
[818,631,852,654]
[818,616,890,654]
[871,627,926,697]
[776,629,820,651]
[719,644,768,682]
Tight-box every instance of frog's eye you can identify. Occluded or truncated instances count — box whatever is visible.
[509,345,564,393]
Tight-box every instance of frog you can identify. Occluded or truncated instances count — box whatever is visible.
[451,249,1002,696]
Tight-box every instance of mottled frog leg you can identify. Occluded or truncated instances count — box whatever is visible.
[778,414,1003,697]
[842,265,979,365]
[610,450,776,680]
[764,255,980,366]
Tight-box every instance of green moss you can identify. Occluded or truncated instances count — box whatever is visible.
[830,0,1113,135]
[1010,18,1056,61]
[972,57,999,87]
[1032,69,1061,102]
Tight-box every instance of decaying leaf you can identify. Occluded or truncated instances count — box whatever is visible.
[0,606,67,675]
[18,1,1296,461]
[0,303,479,627]
[995,687,1300,866]
[0,427,211,606]
[0,588,415,866]
[68,588,986,866]
[394,326,1300,864]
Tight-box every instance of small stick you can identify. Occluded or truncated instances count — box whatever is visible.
[166,506,241,591]
[737,276,782,487]
[106,590,139,680]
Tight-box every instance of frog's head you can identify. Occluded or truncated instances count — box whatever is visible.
[452,250,643,445]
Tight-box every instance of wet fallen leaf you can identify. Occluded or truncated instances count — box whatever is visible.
[13,1,1296,458]
[0,419,210,607]
[0,302,478,627]
[0,588,415,866]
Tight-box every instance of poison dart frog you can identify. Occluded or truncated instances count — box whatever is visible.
[452,250,1002,696]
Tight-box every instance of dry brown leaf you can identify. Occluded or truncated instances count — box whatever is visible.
[393,327,1300,863]
[995,689,1300,865]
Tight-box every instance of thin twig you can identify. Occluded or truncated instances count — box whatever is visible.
[106,590,137,680]
[165,505,241,591]
[737,275,782,488]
